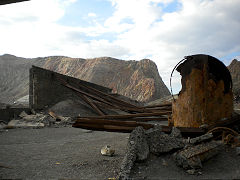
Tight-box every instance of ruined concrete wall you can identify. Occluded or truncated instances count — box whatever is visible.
[29,66,112,110]
[0,107,30,123]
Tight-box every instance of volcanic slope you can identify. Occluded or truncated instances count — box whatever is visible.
[0,54,170,104]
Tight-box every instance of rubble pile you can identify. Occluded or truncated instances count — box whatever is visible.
[3,110,73,129]
[118,125,240,179]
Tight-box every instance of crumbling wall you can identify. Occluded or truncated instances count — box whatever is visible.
[29,66,112,110]
[0,107,30,123]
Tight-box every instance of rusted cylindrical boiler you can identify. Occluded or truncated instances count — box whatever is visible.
[172,54,233,128]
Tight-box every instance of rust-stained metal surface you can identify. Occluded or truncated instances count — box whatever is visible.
[172,54,233,128]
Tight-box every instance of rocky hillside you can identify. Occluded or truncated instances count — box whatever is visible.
[0,54,170,104]
[228,59,240,96]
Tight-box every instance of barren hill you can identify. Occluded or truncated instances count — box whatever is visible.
[228,59,240,96]
[0,54,170,104]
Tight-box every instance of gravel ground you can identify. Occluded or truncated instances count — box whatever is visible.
[130,145,240,179]
[0,127,129,179]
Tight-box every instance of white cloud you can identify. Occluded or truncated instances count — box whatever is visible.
[104,0,240,92]
[0,0,239,93]
[88,12,97,17]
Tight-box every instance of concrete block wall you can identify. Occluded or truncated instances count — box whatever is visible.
[29,66,112,110]
[0,107,30,123]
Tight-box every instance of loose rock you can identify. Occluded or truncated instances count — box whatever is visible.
[189,133,213,144]
[147,127,184,155]
[6,120,45,129]
[174,140,223,169]
[236,147,240,155]
[118,126,149,180]
[101,145,115,156]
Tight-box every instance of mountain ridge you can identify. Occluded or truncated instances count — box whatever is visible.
[0,54,170,104]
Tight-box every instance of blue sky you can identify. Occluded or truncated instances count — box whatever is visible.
[58,0,114,27]
[0,0,239,93]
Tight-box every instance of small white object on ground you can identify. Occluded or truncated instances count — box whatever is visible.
[101,145,115,156]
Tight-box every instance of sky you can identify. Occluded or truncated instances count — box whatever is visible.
[0,0,240,93]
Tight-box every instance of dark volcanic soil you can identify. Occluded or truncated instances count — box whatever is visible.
[0,127,129,179]
[130,144,240,179]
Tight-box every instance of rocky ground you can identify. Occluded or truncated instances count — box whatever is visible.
[0,102,240,179]
[0,127,129,179]
[130,146,240,179]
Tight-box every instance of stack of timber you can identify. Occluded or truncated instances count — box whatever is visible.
[57,77,172,132]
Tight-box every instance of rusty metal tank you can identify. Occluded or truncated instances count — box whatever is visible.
[171,54,233,128]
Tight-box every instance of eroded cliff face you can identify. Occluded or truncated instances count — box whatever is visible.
[228,59,240,96]
[42,57,170,102]
[0,54,170,104]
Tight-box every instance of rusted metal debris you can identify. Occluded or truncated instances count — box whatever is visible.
[55,77,173,132]
[49,55,240,139]
[172,54,234,128]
